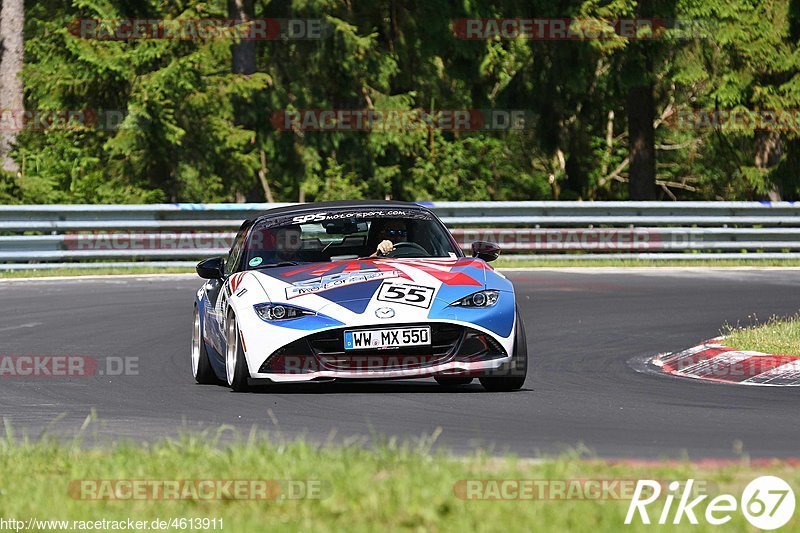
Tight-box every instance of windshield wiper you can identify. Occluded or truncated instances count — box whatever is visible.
[258,261,302,268]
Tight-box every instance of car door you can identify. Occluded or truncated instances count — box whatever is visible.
[204,223,250,356]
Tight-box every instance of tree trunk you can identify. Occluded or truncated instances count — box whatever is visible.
[257,148,274,202]
[229,0,259,201]
[600,110,614,178]
[755,131,783,201]
[228,0,256,75]
[624,0,658,201]
[0,0,24,172]
[627,82,656,200]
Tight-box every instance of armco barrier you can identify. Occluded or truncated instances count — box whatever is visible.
[1,201,800,267]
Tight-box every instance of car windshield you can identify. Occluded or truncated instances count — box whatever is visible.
[243,210,460,268]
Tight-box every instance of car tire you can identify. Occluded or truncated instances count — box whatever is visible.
[225,311,251,392]
[192,306,217,384]
[434,376,473,386]
[479,307,528,392]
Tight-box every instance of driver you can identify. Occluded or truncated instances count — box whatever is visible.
[369,220,408,257]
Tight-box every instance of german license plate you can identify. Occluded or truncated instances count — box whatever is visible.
[344,327,431,350]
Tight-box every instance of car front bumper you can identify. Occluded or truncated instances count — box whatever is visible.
[247,354,513,383]
[245,320,515,383]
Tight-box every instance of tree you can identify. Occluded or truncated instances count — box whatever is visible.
[229,0,256,75]
[6,0,799,204]
[622,0,678,200]
[671,0,800,199]
[0,0,24,172]
[625,52,657,200]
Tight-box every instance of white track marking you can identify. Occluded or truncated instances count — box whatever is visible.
[0,322,42,332]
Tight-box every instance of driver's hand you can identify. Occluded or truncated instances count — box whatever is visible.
[376,240,394,255]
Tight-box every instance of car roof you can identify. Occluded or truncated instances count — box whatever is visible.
[247,200,433,224]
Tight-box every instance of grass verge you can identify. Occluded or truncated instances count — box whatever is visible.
[723,314,800,355]
[0,428,797,531]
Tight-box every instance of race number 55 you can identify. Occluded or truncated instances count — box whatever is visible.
[377,282,435,308]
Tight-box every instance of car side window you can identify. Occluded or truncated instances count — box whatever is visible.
[225,225,249,275]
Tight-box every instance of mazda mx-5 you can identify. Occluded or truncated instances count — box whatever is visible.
[192,201,527,392]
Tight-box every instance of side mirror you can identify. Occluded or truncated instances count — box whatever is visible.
[196,257,225,279]
[471,241,500,262]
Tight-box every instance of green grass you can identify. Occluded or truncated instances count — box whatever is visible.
[723,314,800,355]
[0,426,797,532]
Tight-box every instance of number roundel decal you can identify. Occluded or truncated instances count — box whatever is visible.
[376,282,435,309]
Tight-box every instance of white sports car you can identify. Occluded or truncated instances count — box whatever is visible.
[192,201,527,391]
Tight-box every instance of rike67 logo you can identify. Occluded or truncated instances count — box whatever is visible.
[625,476,795,529]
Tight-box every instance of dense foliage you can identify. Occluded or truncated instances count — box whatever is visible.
[1,0,799,203]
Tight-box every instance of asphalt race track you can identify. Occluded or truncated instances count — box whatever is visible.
[3,269,800,459]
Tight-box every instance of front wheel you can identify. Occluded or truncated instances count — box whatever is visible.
[225,311,251,392]
[479,308,528,392]
[192,307,217,384]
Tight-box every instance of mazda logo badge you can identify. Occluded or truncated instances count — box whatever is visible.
[375,307,395,319]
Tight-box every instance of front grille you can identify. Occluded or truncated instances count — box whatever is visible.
[311,323,461,356]
[309,323,462,370]
[258,323,506,374]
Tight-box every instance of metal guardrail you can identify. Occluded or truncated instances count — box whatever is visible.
[1,201,800,267]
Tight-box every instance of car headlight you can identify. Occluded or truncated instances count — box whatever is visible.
[253,303,315,321]
[450,290,499,308]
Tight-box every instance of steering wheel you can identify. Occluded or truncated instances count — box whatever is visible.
[381,242,429,258]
